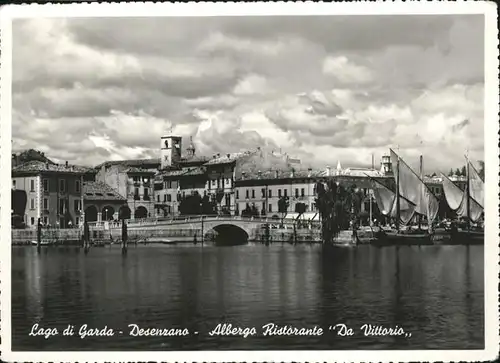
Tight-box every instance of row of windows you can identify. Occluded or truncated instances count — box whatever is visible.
[157,194,173,202]
[31,198,82,213]
[236,187,307,200]
[240,202,315,213]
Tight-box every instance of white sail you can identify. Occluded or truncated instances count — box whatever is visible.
[440,170,483,223]
[390,149,439,225]
[370,178,416,225]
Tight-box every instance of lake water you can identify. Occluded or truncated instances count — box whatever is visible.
[11,243,484,350]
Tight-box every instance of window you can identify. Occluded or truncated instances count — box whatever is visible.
[31,217,35,226]
[269,204,272,212]
[59,199,65,214]
[30,198,35,210]
[268,189,272,198]
[246,190,249,199]
[30,179,35,192]
[301,188,305,197]
[295,188,299,198]
[157,195,160,202]
[144,188,150,200]
[284,189,288,197]
[59,179,66,192]
[251,189,255,199]
[167,181,172,189]
[43,217,48,225]
[75,180,81,193]
[12,180,16,189]
[76,217,80,226]
[278,189,282,198]
[134,187,140,200]
[74,200,81,212]
[43,198,48,210]
[236,190,239,199]
[43,179,49,192]
[167,194,172,202]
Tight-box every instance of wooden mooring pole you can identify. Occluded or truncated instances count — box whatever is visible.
[83,220,90,254]
[36,218,42,252]
[121,218,128,255]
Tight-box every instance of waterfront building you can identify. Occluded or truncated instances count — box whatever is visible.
[235,168,320,219]
[95,163,156,219]
[82,181,128,222]
[12,160,88,228]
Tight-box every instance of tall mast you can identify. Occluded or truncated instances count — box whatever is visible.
[419,155,423,229]
[396,153,400,232]
[466,157,471,232]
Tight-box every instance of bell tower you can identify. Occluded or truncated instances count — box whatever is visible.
[160,135,182,169]
[380,154,393,176]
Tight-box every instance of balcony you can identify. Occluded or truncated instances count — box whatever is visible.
[143,195,151,201]
[134,194,140,201]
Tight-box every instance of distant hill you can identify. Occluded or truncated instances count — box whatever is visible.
[12,149,55,167]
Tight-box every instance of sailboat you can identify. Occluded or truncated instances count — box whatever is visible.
[440,158,484,244]
[372,149,439,245]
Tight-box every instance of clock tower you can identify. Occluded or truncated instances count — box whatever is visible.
[160,135,182,169]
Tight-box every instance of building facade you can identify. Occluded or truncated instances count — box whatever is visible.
[95,164,156,220]
[12,161,87,228]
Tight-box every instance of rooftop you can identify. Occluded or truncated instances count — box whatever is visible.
[204,151,254,166]
[95,158,161,170]
[12,161,92,175]
[83,181,126,201]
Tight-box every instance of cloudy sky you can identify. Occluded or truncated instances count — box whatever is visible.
[12,15,484,172]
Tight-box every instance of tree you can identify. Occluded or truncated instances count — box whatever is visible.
[448,169,454,176]
[455,168,461,177]
[460,165,466,177]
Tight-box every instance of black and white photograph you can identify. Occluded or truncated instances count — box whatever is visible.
[1,2,498,362]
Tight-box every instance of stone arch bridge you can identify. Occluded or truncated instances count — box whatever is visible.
[89,215,320,243]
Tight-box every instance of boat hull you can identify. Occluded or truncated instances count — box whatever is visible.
[373,230,433,246]
[449,229,484,245]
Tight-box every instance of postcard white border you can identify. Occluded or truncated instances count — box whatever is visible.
[1,2,498,362]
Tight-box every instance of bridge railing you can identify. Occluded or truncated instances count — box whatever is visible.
[86,214,321,229]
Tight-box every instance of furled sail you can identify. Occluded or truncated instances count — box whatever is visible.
[370,178,416,225]
[390,149,439,224]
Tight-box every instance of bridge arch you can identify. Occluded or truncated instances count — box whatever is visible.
[208,223,249,246]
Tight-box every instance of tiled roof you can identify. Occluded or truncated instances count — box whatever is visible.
[83,181,126,201]
[12,161,91,175]
[204,151,253,165]
[182,166,206,176]
[125,167,156,174]
[95,158,160,169]
[237,168,323,181]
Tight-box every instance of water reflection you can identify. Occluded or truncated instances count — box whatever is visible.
[12,244,483,351]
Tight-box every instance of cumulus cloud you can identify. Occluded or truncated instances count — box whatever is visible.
[11,15,484,172]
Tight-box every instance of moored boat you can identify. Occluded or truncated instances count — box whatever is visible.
[440,156,484,245]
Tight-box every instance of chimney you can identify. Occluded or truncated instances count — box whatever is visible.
[242,171,246,180]
[291,168,295,178]
[257,170,262,179]
[326,166,331,177]
[217,153,220,158]
[308,167,312,178]
[274,170,279,178]
[65,161,69,167]
[45,161,49,169]
[227,153,230,158]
